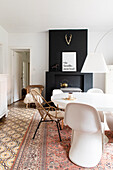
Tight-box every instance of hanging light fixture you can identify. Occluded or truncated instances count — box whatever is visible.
[81,53,108,73]
[81,29,113,73]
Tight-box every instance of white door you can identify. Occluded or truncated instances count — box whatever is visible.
[13,51,22,102]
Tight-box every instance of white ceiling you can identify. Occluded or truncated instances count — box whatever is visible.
[0,0,113,33]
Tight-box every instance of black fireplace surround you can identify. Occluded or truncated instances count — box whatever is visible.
[46,29,92,101]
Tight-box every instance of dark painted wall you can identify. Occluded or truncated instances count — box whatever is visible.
[46,29,93,101]
[46,72,92,101]
[49,29,87,72]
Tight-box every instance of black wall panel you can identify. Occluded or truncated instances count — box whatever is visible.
[46,72,92,101]
[49,29,87,72]
[46,29,93,101]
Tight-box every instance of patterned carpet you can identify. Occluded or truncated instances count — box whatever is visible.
[0,107,37,170]
[11,109,113,170]
[1,105,113,170]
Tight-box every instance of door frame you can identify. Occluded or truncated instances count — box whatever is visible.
[9,46,32,103]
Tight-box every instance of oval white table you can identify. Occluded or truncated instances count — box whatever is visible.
[51,92,113,144]
[51,92,113,112]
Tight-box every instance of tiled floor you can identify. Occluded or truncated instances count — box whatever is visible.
[0,101,36,169]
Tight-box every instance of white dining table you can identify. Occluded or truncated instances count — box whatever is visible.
[51,92,113,143]
[51,92,113,112]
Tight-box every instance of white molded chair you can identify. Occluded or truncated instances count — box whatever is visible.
[87,88,104,122]
[52,89,63,96]
[87,88,103,94]
[65,103,103,168]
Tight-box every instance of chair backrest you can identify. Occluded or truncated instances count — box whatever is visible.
[65,103,101,133]
[52,89,63,96]
[31,89,46,118]
[87,88,103,94]
[31,89,53,120]
[26,85,44,94]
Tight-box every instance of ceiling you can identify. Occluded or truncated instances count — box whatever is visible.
[0,0,113,33]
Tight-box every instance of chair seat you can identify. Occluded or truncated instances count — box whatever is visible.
[49,110,64,120]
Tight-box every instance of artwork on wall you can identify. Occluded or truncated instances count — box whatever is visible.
[62,52,76,71]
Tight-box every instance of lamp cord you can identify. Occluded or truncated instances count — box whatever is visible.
[94,28,113,52]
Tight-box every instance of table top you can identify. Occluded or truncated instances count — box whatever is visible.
[51,92,113,112]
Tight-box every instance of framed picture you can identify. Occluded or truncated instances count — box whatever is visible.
[62,52,76,71]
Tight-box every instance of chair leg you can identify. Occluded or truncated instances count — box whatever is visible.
[32,120,42,139]
[61,120,64,129]
[58,122,62,130]
[26,104,28,109]
[56,121,62,142]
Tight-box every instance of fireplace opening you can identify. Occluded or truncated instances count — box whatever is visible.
[55,75,84,91]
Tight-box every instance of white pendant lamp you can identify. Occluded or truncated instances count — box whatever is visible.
[81,53,108,73]
[81,29,113,73]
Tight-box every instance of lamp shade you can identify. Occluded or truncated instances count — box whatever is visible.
[81,53,109,73]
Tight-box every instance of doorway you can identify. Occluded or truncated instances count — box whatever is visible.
[11,49,30,103]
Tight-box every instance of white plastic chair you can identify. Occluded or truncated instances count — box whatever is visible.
[87,88,103,94]
[87,88,104,122]
[52,89,63,96]
[65,103,103,168]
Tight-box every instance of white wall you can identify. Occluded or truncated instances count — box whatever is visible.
[0,26,8,73]
[0,26,112,104]
[0,26,12,104]
[8,30,113,95]
[8,32,49,86]
[89,30,113,92]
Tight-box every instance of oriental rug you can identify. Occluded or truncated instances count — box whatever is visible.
[11,109,113,170]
